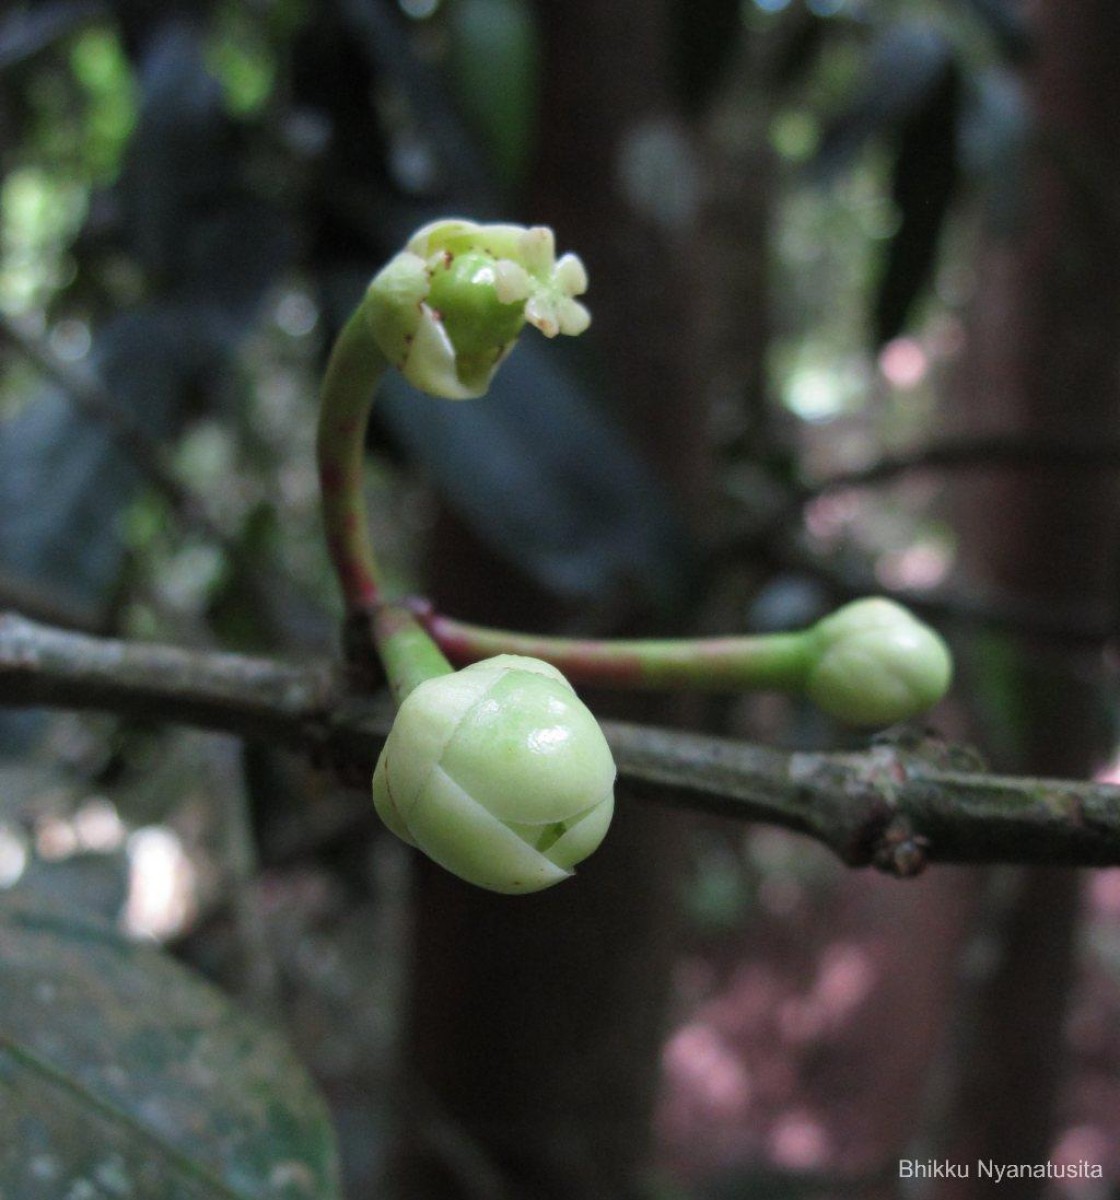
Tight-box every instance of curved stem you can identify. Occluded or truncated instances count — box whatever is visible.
[318,308,452,701]
[374,602,452,704]
[317,305,389,614]
[318,219,598,707]
[420,607,814,694]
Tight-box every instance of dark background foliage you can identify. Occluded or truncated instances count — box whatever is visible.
[2,0,1120,1197]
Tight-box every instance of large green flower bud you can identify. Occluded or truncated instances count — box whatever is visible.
[365,218,590,399]
[805,598,952,727]
[372,654,615,893]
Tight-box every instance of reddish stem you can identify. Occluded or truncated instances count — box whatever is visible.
[317,306,386,613]
[416,603,811,693]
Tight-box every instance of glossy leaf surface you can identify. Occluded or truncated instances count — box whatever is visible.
[0,894,342,1200]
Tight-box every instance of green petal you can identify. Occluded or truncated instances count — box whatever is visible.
[366,252,429,370]
[407,765,572,893]
[379,668,494,819]
[807,598,953,726]
[545,792,615,871]
[439,667,616,824]
[401,306,489,399]
[372,753,417,847]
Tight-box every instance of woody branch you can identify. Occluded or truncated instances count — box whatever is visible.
[2,610,1118,875]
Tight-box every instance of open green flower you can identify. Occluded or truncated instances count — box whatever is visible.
[804,598,953,727]
[365,218,590,399]
[372,654,615,893]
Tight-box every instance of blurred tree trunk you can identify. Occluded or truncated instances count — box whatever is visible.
[934,1,1120,1191]
[530,4,705,505]
[389,2,707,1197]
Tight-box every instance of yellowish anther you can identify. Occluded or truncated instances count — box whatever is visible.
[493,260,532,303]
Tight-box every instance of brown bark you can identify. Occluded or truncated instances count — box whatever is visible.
[6,611,1120,871]
[934,1,1120,1191]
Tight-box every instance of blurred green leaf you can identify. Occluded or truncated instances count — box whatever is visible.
[0,893,343,1199]
[69,25,138,179]
[873,54,961,344]
[447,0,540,189]
[813,21,957,180]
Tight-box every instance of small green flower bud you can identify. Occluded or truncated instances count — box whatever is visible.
[372,654,615,893]
[805,598,952,727]
[365,218,590,399]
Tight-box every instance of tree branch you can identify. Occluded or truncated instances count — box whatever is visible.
[799,433,1120,496]
[744,534,1116,647]
[3,611,1119,875]
[0,316,231,549]
[718,433,1120,645]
